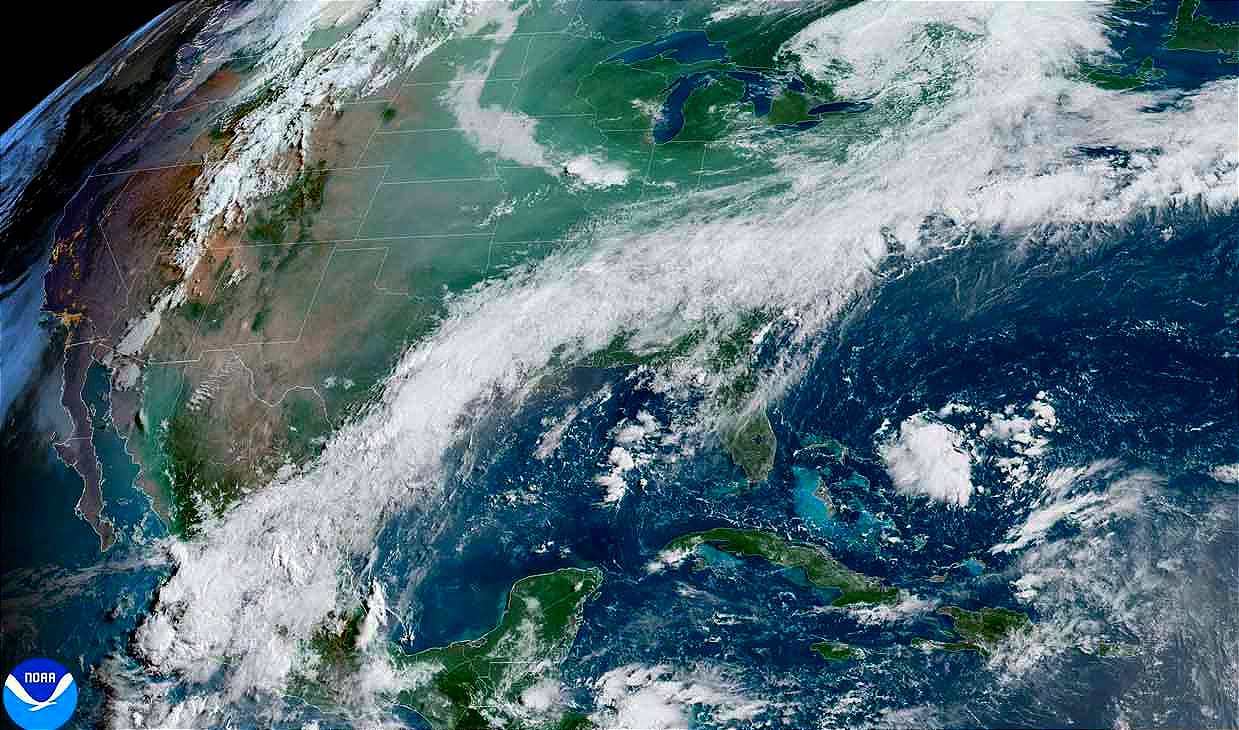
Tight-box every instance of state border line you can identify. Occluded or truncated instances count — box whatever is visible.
[372,112,596,136]
[89,161,390,180]
[119,0,606,421]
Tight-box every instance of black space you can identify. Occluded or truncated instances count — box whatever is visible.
[1,1,178,135]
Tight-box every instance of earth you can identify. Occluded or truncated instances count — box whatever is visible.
[1,1,1237,728]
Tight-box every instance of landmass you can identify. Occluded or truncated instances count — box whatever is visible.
[1083,642,1140,658]
[304,605,368,684]
[811,641,864,662]
[1165,0,1239,55]
[723,409,777,483]
[913,605,1030,655]
[35,2,225,549]
[794,435,848,461]
[39,9,471,540]
[575,310,783,483]
[44,3,856,544]
[812,477,838,516]
[1082,56,1166,90]
[391,567,604,730]
[590,27,870,143]
[662,527,899,606]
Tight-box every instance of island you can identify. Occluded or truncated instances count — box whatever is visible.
[811,641,864,662]
[1084,642,1139,658]
[661,527,899,606]
[1082,56,1166,91]
[913,605,1030,655]
[1165,0,1239,55]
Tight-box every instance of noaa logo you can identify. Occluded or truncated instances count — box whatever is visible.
[3,659,77,729]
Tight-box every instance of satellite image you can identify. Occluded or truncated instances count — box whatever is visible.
[0,1,1236,728]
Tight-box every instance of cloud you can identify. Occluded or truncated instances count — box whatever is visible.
[592,664,767,730]
[127,0,1236,718]
[880,414,975,506]
[594,412,663,505]
[988,465,1237,728]
[564,155,630,189]
[991,461,1150,554]
[1209,463,1239,484]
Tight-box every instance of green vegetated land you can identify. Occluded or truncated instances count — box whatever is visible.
[166,165,334,536]
[1165,0,1239,54]
[1082,56,1166,90]
[575,0,863,143]
[580,55,724,130]
[1068,641,1141,659]
[1094,642,1139,657]
[811,640,863,662]
[723,409,777,482]
[705,1,863,69]
[209,86,278,141]
[708,311,781,482]
[664,529,1047,662]
[306,605,368,681]
[664,527,899,606]
[163,407,243,536]
[913,605,1031,655]
[391,567,604,730]
[680,74,745,140]
[248,162,330,250]
[767,90,815,125]
[568,308,781,483]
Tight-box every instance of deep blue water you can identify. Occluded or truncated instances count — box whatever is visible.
[650,68,870,142]
[612,29,871,143]
[2,1,1234,727]
[724,70,778,116]
[1102,0,1239,91]
[653,72,714,143]
[379,211,1237,728]
[2,362,170,727]
[1199,0,1239,24]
